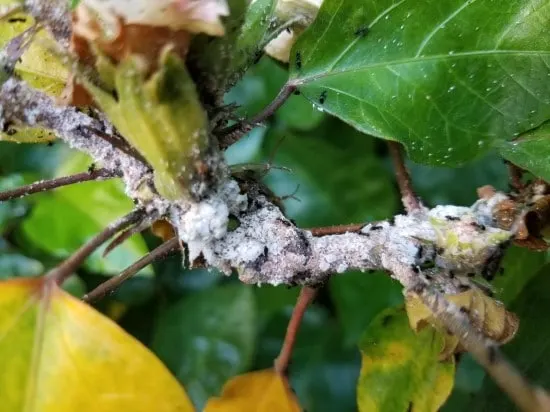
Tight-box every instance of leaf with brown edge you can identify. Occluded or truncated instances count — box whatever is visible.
[204,369,302,412]
[405,288,519,358]
[357,306,455,412]
[0,277,193,411]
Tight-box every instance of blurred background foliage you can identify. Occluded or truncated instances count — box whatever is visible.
[1,56,549,411]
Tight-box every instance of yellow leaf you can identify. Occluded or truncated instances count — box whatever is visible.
[83,48,210,200]
[358,307,455,412]
[405,288,519,356]
[204,369,302,412]
[0,277,194,411]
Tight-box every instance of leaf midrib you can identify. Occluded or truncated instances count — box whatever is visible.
[291,49,550,85]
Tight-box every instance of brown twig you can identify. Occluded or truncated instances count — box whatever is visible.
[274,286,318,375]
[218,83,297,149]
[80,125,151,168]
[387,141,421,213]
[83,237,179,302]
[413,284,550,412]
[46,209,145,285]
[308,223,366,236]
[102,220,151,257]
[0,168,119,202]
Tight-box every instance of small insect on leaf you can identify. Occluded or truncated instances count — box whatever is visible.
[354,25,369,37]
[319,90,327,104]
[295,51,302,70]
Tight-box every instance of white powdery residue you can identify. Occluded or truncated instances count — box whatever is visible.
[429,205,471,220]
[336,263,348,273]
[471,192,509,227]
[178,196,230,261]
[23,106,41,125]
[218,179,248,215]
[175,180,247,264]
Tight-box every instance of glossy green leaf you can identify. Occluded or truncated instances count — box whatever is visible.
[289,0,550,166]
[499,121,550,182]
[357,306,455,412]
[152,284,256,409]
[21,150,151,276]
[470,264,550,411]
[262,117,397,226]
[331,271,403,347]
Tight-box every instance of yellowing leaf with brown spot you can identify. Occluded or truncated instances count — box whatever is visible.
[0,277,194,411]
[405,288,519,358]
[357,307,455,412]
[204,369,302,412]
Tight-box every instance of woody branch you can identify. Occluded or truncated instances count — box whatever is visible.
[2,75,548,412]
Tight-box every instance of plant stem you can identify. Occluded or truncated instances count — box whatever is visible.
[274,286,318,375]
[83,237,179,302]
[46,209,144,285]
[80,126,151,168]
[308,223,366,236]
[218,83,296,149]
[387,141,421,213]
[0,168,119,202]
[414,284,550,412]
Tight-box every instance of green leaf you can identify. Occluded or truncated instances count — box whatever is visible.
[330,271,403,347]
[441,354,485,412]
[492,245,548,305]
[410,152,508,207]
[225,57,324,131]
[151,284,256,409]
[21,150,151,276]
[0,253,43,279]
[61,274,86,297]
[188,0,249,96]
[227,0,278,84]
[0,174,29,231]
[83,51,209,200]
[255,305,359,412]
[357,306,455,412]
[262,117,397,226]
[498,121,550,182]
[254,284,299,326]
[470,264,550,411]
[289,0,550,166]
